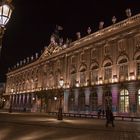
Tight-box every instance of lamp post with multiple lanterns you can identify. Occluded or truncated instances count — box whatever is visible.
[0,0,13,112]
[0,0,13,55]
[57,77,64,120]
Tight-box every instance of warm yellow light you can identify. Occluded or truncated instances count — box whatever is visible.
[129,72,135,80]
[0,3,13,26]
[59,77,64,87]
[75,81,79,87]
[98,77,103,84]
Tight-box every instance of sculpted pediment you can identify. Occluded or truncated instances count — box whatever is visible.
[40,43,62,59]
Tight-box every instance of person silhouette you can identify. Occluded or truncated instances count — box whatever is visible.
[105,107,115,127]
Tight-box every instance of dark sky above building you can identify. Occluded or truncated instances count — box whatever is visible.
[0,0,140,82]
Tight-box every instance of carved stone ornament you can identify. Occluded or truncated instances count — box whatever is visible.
[125,8,132,18]
[112,16,117,24]
[99,21,104,29]
[41,43,62,59]
[87,27,91,34]
[76,32,81,39]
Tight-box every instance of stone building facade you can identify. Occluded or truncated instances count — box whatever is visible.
[3,12,140,116]
[0,83,5,108]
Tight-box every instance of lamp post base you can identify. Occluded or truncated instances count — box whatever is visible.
[57,108,63,120]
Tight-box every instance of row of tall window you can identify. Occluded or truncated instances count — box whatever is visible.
[70,62,140,86]
[68,89,140,113]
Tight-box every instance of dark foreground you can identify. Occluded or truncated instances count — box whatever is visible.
[0,112,140,140]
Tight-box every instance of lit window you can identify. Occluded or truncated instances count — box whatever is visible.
[104,67,112,80]
[120,89,129,113]
[90,92,97,111]
[91,70,98,83]
[68,92,75,111]
[80,71,86,86]
[91,64,98,84]
[119,64,128,78]
[71,73,76,87]
[138,89,140,106]
[78,92,85,111]
[137,63,140,76]
[104,62,112,81]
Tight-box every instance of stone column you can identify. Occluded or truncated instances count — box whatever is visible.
[26,94,29,105]
[26,94,30,111]
[63,89,69,113]
[17,94,19,110]
[111,84,119,114]
[128,82,136,115]
[10,94,13,107]
[19,94,22,110]
[84,87,90,113]
[74,88,79,112]
[97,86,103,107]
[12,95,15,108]
[30,93,34,112]
[23,94,25,107]
[15,94,18,110]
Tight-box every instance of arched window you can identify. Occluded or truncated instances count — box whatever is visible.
[90,63,99,84]
[91,48,97,59]
[118,58,128,81]
[70,65,76,87]
[80,52,85,62]
[137,62,140,77]
[90,92,97,111]
[68,91,75,112]
[71,56,76,64]
[104,88,112,109]
[120,89,129,113]
[138,89,140,106]
[79,64,87,86]
[104,62,112,81]
[104,43,110,56]
[78,91,85,111]
[136,55,140,78]
[55,70,61,87]
[49,73,54,88]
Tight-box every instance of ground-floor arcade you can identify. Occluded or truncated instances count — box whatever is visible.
[3,81,140,116]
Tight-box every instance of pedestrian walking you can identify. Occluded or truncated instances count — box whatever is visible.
[105,107,115,127]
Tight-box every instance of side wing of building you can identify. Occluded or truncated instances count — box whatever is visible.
[3,13,140,115]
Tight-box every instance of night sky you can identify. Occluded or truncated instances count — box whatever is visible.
[0,0,140,82]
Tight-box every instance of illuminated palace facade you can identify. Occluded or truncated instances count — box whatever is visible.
[3,12,140,116]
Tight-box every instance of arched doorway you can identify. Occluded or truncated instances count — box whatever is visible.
[137,89,140,114]
[119,89,129,113]
[90,91,98,112]
[68,89,75,112]
[78,89,85,112]
[104,87,112,110]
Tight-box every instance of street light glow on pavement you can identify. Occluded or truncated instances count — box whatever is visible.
[0,113,140,140]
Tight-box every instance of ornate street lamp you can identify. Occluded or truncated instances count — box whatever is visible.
[0,0,13,55]
[57,77,64,120]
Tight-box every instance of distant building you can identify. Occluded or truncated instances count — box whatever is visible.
[0,83,5,108]
[3,12,140,116]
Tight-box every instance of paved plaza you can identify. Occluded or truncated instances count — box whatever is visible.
[0,111,140,140]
